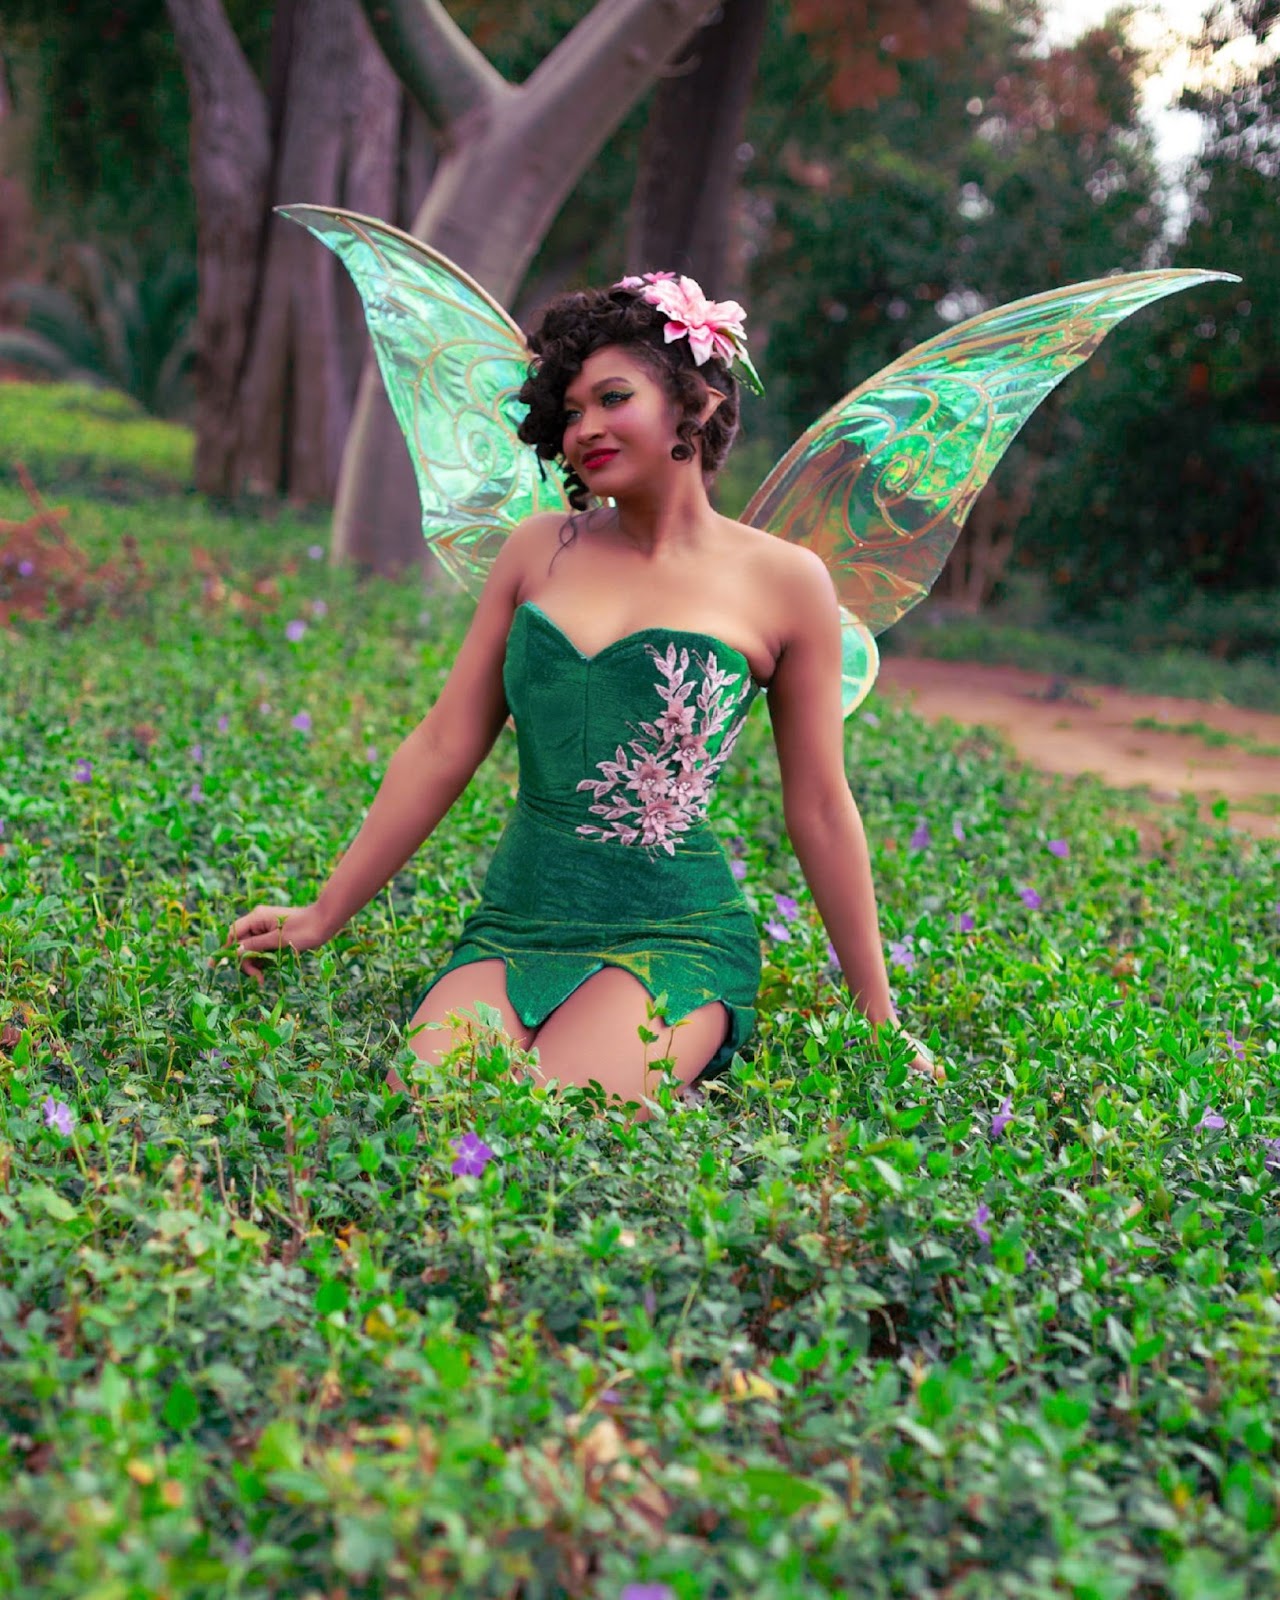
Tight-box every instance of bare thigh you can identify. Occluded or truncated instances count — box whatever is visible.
[405,958,537,1067]
[529,964,730,1114]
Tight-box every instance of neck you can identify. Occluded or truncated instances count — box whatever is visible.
[608,467,718,558]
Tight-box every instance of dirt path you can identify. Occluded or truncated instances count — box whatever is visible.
[875,656,1280,842]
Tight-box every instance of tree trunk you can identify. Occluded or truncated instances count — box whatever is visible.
[169,0,407,502]
[165,0,273,495]
[626,0,770,295]
[333,0,722,583]
[234,0,357,499]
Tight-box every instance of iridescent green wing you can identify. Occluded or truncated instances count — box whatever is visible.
[744,268,1241,715]
[275,204,569,595]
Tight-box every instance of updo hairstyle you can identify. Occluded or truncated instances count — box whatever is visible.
[516,285,741,511]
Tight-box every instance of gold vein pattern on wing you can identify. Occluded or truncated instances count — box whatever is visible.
[743,268,1240,639]
[275,204,570,596]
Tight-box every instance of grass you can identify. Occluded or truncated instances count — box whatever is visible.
[1,387,1280,1597]
[1129,719,1280,761]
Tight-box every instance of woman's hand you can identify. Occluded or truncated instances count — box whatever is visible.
[225,902,333,983]
[908,1050,946,1085]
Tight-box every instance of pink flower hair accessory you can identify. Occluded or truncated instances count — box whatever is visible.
[613,269,765,396]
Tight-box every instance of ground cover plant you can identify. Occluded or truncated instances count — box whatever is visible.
[1,396,1279,1598]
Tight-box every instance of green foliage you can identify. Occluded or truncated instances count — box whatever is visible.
[0,0,273,250]
[0,383,194,491]
[744,2,1165,448]
[2,461,1279,1594]
[886,590,1280,712]
[1010,54,1280,620]
[0,242,197,421]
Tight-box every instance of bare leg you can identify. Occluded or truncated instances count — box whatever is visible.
[528,964,730,1123]
[388,958,536,1092]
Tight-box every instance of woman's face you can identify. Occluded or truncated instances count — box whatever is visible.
[560,344,689,494]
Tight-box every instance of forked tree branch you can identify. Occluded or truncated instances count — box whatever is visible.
[357,0,512,137]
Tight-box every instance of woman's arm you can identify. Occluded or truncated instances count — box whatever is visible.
[313,513,556,936]
[764,547,940,1074]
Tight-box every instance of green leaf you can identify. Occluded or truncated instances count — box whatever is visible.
[253,1419,305,1476]
[738,1467,826,1513]
[28,1185,76,1221]
[162,1377,199,1430]
[315,1279,349,1315]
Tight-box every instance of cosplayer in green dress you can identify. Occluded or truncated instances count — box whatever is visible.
[275,199,1236,1073]
[405,601,765,1080]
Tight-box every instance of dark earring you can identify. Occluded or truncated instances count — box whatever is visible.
[671,442,694,462]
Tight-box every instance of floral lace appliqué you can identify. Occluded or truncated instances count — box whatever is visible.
[575,641,752,856]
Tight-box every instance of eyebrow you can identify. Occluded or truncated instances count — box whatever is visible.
[563,376,632,406]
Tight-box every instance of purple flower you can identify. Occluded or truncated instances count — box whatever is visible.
[764,918,791,942]
[307,544,324,560]
[291,710,312,734]
[1018,886,1041,910]
[643,1284,657,1318]
[773,892,799,922]
[73,758,92,784]
[18,558,35,578]
[600,1388,622,1406]
[285,619,307,643]
[216,714,229,734]
[621,1587,676,1600]
[365,744,379,763]
[451,1131,495,1177]
[188,779,204,803]
[1198,1107,1226,1130]
[0,819,6,837]
[1225,1030,1245,1060]
[729,858,747,881]
[971,1203,992,1246]
[728,835,746,856]
[825,939,841,970]
[310,599,328,619]
[956,911,976,933]
[1026,1247,1039,1267]
[990,1095,1014,1138]
[887,937,915,972]
[199,1050,227,1072]
[258,702,272,716]
[952,818,965,842]
[909,820,931,851]
[42,1097,74,1136]
[189,743,203,764]
[1262,1138,1280,1173]
[1047,839,1069,858]
[862,710,880,727]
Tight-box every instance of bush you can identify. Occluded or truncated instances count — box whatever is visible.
[0,380,193,493]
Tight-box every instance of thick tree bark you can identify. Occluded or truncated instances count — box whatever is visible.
[334,0,722,581]
[626,0,770,295]
[165,0,272,493]
[169,0,406,500]
[234,0,357,499]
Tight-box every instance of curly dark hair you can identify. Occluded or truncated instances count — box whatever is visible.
[516,284,742,513]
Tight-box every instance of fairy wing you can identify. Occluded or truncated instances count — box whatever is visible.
[275,204,569,596]
[743,268,1241,715]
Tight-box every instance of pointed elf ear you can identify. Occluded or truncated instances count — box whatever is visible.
[699,386,728,426]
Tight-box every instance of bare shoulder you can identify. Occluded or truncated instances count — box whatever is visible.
[720,518,838,647]
[508,507,582,600]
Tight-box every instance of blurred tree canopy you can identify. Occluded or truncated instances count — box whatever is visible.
[0,0,1276,644]
[1012,0,1279,638]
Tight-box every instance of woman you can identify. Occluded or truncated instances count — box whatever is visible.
[227,275,941,1115]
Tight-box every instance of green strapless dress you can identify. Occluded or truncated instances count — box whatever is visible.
[402,600,766,1083]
